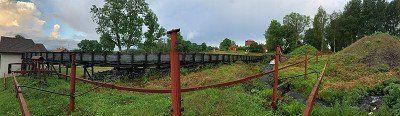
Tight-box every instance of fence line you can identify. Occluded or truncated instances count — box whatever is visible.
[12,73,31,116]
[302,61,329,116]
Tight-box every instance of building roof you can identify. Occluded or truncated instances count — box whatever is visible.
[0,36,47,53]
[52,48,69,52]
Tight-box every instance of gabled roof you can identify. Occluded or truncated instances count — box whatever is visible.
[0,36,47,53]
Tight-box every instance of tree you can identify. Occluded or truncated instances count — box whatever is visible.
[304,28,318,49]
[91,0,151,52]
[326,11,344,52]
[265,20,284,51]
[248,42,264,53]
[142,10,167,53]
[219,38,235,51]
[361,0,388,35]
[385,0,400,36]
[99,33,115,52]
[77,39,102,53]
[15,34,25,39]
[312,6,328,51]
[283,12,311,52]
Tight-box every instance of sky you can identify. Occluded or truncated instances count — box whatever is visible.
[0,0,348,50]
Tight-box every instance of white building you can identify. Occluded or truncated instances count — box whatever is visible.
[0,36,47,77]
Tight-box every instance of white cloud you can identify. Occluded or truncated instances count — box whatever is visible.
[0,0,46,39]
[50,24,60,39]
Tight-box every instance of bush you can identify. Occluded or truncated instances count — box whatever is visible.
[371,64,390,72]
[289,44,318,56]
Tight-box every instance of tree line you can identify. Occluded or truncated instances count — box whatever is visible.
[76,0,215,53]
[266,0,400,53]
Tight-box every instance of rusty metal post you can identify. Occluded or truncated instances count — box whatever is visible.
[303,62,328,116]
[271,46,280,110]
[68,54,77,115]
[305,48,308,78]
[168,28,182,116]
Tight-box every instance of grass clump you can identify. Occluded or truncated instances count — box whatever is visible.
[289,44,318,56]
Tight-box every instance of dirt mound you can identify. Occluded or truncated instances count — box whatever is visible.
[360,45,400,68]
[336,33,400,68]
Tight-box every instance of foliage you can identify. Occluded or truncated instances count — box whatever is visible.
[282,12,311,52]
[91,0,156,51]
[77,39,103,53]
[219,38,235,51]
[99,33,115,52]
[289,44,317,56]
[248,42,264,53]
[304,7,328,51]
[325,0,400,52]
[265,20,284,52]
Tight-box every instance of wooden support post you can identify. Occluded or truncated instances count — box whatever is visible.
[117,52,121,68]
[192,53,196,63]
[144,53,148,68]
[210,54,213,62]
[91,53,94,79]
[60,52,64,62]
[271,46,281,110]
[131,53,135,68]
[158,52,162,68]
[201,53,205,63]
[305,48,308,78]
[104,53,108,66]
[168,29,182,116]
[68,54,76,115]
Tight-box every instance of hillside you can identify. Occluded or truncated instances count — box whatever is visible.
[335,33,400,68]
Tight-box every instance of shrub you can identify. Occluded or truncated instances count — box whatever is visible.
[371,64,390,72]
[289,44,318,56]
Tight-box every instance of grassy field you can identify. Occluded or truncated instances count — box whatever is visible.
[2,34,400,115]
[0,62,282,115]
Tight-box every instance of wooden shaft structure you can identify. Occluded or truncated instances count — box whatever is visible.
[168,29,182,116]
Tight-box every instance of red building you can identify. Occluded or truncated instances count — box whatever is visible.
[245,39,255,47]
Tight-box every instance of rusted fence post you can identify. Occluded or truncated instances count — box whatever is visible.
[302,62,328,116]
[271,46,280,110]
[168,28,182,116]
[304,48,308,78]
[68,54,77,115]
[13,73,31,116]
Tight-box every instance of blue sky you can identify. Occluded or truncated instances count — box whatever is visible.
[0,0,348,50]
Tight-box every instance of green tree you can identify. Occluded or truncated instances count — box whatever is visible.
[361,0,388,35]
[142,11,167,53]
[304,28,318,49]
[265,20,284,51]
[283,12,311,52]
[326,11,344,52]
[99,33,115,52]
[219,38,235,51]
[15,34,25,39]
[248,42,264,53]
[91,0,151,52]
[312,6,328,51]
[77,39,102,53]
[385,0,400,36]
